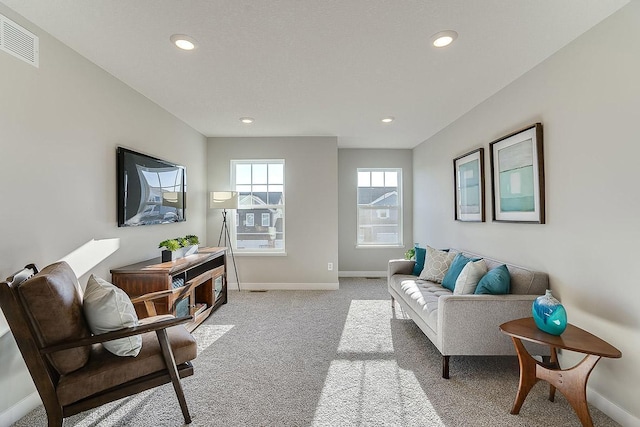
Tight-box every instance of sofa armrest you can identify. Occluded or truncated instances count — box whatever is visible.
[437,294,547,356]
[387,259,415,283]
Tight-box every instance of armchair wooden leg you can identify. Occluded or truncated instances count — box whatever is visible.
[156,329,192,424]
[46,411,63,427]
[42,396,63,427]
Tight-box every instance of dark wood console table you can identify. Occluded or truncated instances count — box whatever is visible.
[500,317,621,427]
[111,247,227,332]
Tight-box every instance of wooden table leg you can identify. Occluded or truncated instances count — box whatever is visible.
[536,353,601,427]
[548,347,559,402]
[510,337,539,415]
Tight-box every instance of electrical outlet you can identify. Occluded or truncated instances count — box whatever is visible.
[328,262,333,271]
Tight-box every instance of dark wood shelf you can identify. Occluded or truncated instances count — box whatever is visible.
[111,247,227,331]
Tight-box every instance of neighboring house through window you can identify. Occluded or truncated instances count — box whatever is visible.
[357,168,402,247]
[232,160,285,253]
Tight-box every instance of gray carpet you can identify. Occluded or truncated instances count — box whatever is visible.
[14,278,620,426]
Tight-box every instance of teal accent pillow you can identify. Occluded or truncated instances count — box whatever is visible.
[412,246,426,276]
[441,253,478,291]
[475,264,511,295]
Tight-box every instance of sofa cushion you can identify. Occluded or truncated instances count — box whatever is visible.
[418,246,456,283]
[390,275,452,333]
[56,318,197,406]
[412,246,427,276]
[475,264,511,295]
[83,275,142,357]
[441,253,479,291]
[453,259,488,295]
[18,262,91,375]
[458,251,548,295]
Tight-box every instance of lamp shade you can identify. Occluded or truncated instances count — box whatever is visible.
[209,191,238,209]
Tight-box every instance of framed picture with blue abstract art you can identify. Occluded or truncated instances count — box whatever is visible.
[454,148,485,222]
[489,123,545,223]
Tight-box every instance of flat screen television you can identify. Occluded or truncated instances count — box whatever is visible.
[117,147,186,227]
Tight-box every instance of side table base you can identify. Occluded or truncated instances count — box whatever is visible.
[510,336,601,427]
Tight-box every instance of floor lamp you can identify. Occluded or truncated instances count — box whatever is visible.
[210,191,240,291]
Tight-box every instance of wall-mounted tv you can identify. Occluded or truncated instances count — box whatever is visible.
[117,147,186,227]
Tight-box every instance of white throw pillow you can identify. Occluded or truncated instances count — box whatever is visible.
[83,275,142,357]
[418,246,456,283]
[453,259,488,295]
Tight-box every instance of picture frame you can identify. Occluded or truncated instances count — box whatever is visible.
[489,123,545,223]
[454,148,485,222]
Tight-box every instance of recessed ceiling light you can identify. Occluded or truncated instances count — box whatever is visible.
[240,117,254,124]
[170,34,197,51]
[381,116,394,123]
[431,30,458,48]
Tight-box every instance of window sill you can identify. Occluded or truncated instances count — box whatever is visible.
[235,251,287,257]
[355,245,404,249]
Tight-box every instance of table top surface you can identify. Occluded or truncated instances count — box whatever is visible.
[110,247,227,274]
[500,317,621,359]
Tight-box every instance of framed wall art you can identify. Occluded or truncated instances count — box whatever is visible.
[454,148,485,222]
[489,123,545,223]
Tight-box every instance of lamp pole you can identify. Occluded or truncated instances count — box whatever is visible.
[218,209,240,291]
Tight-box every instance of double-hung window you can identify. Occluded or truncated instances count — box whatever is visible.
[357,168,402,247]
[232,160,285,253]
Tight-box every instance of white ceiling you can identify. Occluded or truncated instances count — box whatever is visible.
[1,0,629,148]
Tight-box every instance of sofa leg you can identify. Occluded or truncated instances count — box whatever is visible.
[442,356,450,379]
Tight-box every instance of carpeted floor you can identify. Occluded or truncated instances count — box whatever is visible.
[14,278,620,426]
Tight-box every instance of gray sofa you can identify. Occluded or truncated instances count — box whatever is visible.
[388,250,550,378]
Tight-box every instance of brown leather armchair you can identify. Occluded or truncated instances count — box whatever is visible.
[0,261,197,426]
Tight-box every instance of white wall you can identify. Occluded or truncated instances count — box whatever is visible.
[0,5,207,424]
[338,149,412,275]
[413,2,640,424]
[207,137,339,289]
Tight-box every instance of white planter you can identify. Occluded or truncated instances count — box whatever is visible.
[161,245,198,262]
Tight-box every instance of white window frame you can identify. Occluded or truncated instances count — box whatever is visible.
[356,168,403,248]
[261,213,270,227]
[231,159,285,254]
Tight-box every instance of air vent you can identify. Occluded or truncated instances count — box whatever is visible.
[0,14,39,68]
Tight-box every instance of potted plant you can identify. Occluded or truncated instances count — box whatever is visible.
[404,247,415,260]
[159,235,200,262]
[183,235,200,257]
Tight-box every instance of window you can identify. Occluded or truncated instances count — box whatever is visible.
[232,160,285,253]
[357,168,402,247]
[245,213,254,227]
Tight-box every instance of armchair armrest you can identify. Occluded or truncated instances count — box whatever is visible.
[129,289,176,304]
[130,282,195,317]
[40,315,193,354]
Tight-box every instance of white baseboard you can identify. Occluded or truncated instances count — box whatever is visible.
[0,391,40,427]
[338,271,386,278]
[588,387,639,427]
[228,282,339,291]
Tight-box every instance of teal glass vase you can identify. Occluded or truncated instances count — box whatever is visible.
[532,290,567,335]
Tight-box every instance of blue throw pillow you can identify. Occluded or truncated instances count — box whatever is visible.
[412,246,426,276]
[441,253,478,291]
[475,264,511,295]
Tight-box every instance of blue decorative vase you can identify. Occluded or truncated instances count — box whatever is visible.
[532,290,567,335]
